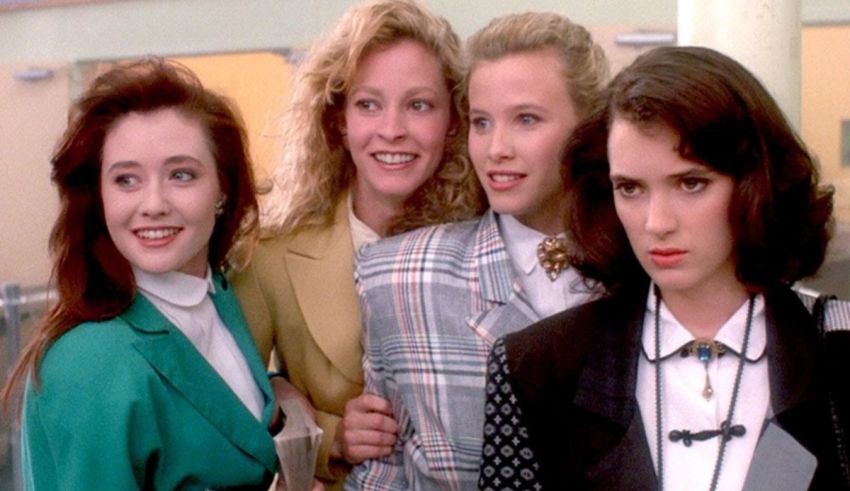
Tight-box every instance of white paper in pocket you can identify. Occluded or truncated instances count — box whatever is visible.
[273,400,324,491]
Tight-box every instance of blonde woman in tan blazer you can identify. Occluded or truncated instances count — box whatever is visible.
[231,1,484,488]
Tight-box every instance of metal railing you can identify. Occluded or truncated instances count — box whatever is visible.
[1,283,55,491]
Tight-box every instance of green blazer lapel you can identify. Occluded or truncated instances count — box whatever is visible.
[123,295,278,474]
[209,276,276,423]
[284,197,364,385]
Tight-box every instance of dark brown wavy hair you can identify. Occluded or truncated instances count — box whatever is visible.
[567,46,834,294]
[2,58,259,412]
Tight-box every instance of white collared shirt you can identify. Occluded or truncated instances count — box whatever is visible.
[498,214,592,318]
[134,267,264,420]
[636,288,770,491]
[348,193,382,253]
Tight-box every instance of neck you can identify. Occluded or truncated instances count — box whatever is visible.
[511,214,566,237]
[514,192,569,236]
[350,186,401,237]
[659,283,750,339]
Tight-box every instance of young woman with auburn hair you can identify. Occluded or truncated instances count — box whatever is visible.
[2,58,279,490]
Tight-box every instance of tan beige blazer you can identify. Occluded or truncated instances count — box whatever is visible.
[232,197,363,488]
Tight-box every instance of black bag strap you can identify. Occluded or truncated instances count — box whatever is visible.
[814,294,837,335]
[814,294,850,488]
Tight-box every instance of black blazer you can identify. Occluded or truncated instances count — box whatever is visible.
[480,284,850,490]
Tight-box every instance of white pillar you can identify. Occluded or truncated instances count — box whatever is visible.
[678,0,802,129]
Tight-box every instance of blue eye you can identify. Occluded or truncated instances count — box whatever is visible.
[471,117,491,132]
[172,170,195,182]
[410,100,433,112]
[517,114,540,126]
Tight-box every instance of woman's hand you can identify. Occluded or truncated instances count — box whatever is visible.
[331,393,399,464]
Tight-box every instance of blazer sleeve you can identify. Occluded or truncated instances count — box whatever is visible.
[479,337,543,491]
[22,338,161,491]
[344,266,408,490]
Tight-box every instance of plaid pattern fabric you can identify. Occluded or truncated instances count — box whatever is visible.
[345,211,540,490]
[795,286,850,331]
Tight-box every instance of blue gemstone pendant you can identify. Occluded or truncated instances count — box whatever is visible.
[696,343,712,363]
[685,339,726,400]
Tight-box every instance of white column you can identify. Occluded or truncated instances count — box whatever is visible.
[678,0,802,129]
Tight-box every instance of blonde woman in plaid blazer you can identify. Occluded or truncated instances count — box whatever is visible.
[346,12,609,490]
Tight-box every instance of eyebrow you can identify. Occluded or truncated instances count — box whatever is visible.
[469,102,547,115]
[511,103,546,112]
[104,155,203,172]
[469,101,548,116]
[609,166,714,182]
[668,167,714,179]
[608,174,640,185]
[349,85,442,98]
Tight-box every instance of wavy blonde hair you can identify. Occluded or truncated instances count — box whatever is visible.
[464,12,610,119]
[261,0,484,237]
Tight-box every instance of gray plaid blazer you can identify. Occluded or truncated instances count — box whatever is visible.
[346,210,543,490]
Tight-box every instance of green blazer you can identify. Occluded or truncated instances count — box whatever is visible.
[21,275,278,490]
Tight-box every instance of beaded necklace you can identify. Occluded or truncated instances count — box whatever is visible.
[652,293,755,491]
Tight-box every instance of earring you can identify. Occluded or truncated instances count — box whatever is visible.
[214,196,227,217]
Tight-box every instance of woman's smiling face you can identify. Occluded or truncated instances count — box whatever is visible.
[342,39,453,210]
[101,108,221,278]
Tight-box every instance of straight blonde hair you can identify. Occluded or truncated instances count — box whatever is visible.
[465,12,610,118]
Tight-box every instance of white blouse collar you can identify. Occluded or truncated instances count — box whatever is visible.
[642,286,767,362]
[133,266,215,308]
[498,214,563,276]
[348,192,382,252]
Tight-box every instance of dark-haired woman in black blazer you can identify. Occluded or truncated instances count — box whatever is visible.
[478,46,850,491]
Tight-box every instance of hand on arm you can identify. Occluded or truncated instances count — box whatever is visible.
[331,393,399,464]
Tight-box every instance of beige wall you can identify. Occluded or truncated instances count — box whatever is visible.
[802,25,850,222]
[1,0,845,65]
[173,53,292,182]
[0,62,66,287]
[0,0,680,63]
